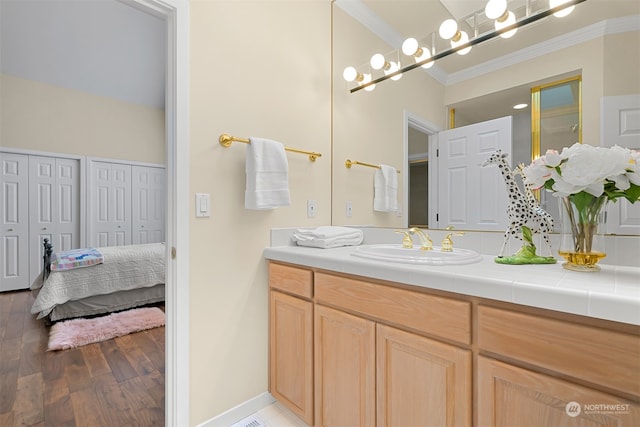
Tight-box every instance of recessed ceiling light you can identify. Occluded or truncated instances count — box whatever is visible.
[513,103,528,110]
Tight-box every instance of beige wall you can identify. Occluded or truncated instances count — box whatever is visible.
[332,6,446,227]
[0,74,165,164]
[188,1,331,423]
[603,32,640,96]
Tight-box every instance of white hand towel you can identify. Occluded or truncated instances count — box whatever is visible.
[245,137,291,210]
[292,226,363,249]
[373,164,398,212]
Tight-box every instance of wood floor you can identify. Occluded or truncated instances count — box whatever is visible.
[0,290,165,426]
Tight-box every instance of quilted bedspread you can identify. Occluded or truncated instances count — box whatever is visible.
[31,243,166,319]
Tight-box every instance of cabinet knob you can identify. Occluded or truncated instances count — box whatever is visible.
[42,227,47,230]
[7,228,13,232]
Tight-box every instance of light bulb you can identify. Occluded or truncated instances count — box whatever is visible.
[550,0,575,18]
[361,73,375,91]
[495,10,517,38]
[485,0,507,20]
[439,19,458,40]
[402,38,419,56]
[370,53,386,70]
[343,66,357,82]
[416,48,433,69]
[385,61,402,81]
[451,30,471,55]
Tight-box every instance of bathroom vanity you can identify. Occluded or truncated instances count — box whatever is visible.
[264,240,640,426]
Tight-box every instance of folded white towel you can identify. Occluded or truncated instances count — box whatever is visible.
[292,226,363,249]
[245,137,291,210]
[373,164,398,212]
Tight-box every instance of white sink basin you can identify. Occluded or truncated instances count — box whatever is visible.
[352,244,482,265]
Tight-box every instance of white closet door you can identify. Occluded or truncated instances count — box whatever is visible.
[0,153,29,291]
[28,156,80,283]
[437,116,513,231]
[132,165,165,244]
[602,94,640,235]
[89,161,132,247]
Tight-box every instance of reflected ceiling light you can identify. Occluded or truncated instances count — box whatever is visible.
[370,53,403,80]
[343,66,376,91]
[401,38,434,69]
[439,19,472,55]
[346,0,587,93]
[513,103,528,110]
[550,0,575,17]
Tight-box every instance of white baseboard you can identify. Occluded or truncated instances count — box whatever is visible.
[196,392,276,427]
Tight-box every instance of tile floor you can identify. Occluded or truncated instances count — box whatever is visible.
[230,401,308,427]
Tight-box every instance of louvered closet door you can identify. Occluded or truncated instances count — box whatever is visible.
[132,166,165,244]
[90,161,131,247]
[28,156,80,284]
[0,153,29,291]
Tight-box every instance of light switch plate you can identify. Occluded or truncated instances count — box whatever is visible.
[307,200,317,218]
[195,193,210,217]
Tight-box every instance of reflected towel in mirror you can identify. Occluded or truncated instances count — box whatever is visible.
[374,164,398,212]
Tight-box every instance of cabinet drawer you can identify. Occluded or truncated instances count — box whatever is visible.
[315,272,471,345]
[478,305,640,397]
[269,263,313,299]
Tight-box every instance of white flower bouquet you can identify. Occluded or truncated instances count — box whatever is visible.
[523,143,639,271]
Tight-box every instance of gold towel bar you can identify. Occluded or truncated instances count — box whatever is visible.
[345,159,400,173]
[219,134,322,162]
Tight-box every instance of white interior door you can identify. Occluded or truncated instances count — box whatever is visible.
[89,161,132,247]
[132,165,165,244]
[28,156,80,283]
[0,153,29,291]
[437,116,513,231]
[602,94,640,235]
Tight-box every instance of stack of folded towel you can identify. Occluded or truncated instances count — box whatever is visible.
[374,164,398,212]
[245,137,291,210]
[292,226,364,249]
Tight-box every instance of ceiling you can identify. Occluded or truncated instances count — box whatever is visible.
[347,0,640,124]
[0,0,166,109]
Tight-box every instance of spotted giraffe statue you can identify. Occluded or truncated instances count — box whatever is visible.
[481,150,554,258]
[513,163,554,230]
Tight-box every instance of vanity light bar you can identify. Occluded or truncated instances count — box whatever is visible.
[350,0,588,93]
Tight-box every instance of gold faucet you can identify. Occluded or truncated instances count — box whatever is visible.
[394,230,414,248]
[441,226,465,252]
[409,227,433,251]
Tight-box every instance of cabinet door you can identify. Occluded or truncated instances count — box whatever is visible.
[376,324,471,427]
[269,291,313,425]
[0,153,29,291]
[315,304,375,427]
[478,356,640,426]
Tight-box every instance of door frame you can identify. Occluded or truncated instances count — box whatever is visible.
[403,110,442,228]
[125,0,190,425]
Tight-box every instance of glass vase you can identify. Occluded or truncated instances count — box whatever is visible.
[558,194,607,272]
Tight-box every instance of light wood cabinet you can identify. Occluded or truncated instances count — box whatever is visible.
[314,304,375,427]
[377,324,471,427]
[268,261,640,427]
[268,263,314,425]
[478,356,640,426]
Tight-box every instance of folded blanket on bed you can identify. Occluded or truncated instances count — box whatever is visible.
[51,248,104,271]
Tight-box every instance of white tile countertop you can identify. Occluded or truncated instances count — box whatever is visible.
[265,228,640,326]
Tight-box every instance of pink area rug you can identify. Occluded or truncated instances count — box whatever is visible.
[47,307,165,351]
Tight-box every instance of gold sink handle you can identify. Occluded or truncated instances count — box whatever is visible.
[441,226,465,252]
[394,230,414,249]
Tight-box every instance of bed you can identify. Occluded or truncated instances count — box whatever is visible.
[31,239,166,322]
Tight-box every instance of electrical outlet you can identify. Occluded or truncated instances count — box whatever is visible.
[307,200,317,218]
[346,201,353,217]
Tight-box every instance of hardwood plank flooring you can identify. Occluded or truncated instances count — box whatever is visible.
[0,290,164,426]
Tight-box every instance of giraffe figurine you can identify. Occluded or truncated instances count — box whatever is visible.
[481,150,554,259]
[513,163,554,231]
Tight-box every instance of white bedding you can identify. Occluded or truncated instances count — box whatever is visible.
[31,243,166,319]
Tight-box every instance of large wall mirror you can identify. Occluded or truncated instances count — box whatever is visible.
[331,0,640,231]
